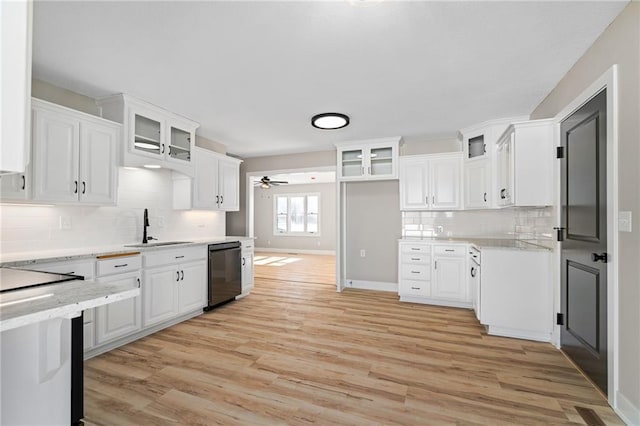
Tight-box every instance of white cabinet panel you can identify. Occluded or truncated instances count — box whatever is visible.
[32,109,79,202]
[431,157,462,209]
[218,158,240,211]
[143,266,179,327]
[179,261,206,313]
[79,121,117,204]
[83,322,95,351]
[400,264,430,281]
[0,172,28,200]
[192,148,218,209]
[433,256,467,301]
[95,274,142,345]
[399,153,462,211]
[398,279,430,297]
[464,159,491,209]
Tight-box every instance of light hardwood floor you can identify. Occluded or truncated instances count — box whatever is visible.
[84,252,623,425]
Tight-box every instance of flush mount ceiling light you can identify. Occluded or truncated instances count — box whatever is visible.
[311,113,350,130]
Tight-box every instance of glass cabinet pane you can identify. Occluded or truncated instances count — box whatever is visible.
[169,127,191,162]
[468,135,485,159]
[341,149,363,177]
[134,115,161,155]
[370,146,393,176]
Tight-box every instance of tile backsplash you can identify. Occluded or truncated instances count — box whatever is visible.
[0,168,225,255]
[402,207,555,240]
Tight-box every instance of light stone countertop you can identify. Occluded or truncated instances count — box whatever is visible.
[0,278,140,332]
[0,236,254,267]
[399,237,554,251]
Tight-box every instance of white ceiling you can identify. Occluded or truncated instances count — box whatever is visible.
[32,1,628,158]
[252,171,335,186]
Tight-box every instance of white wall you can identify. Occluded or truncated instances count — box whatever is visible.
[0,168,225,255]
[254,182,335,252]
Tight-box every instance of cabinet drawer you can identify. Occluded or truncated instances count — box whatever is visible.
[241,240,254,250]
[83,322,95,351]
[401,264,430,281]
[433,245,466,256]
[400,244,430,254]
[30,260,95,280]
[96,255,142,277]
[144,246,206,268]
[399,280,430,297]
[401,253,429,264]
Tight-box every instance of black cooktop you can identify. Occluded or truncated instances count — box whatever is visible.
[0,267,80,293]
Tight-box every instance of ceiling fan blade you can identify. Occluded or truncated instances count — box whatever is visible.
[269,180,288,184]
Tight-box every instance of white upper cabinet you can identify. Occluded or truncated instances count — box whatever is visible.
[173,146,242,211]
[31,99,119,205]
[0,172,29,201]
[464,158,491,209]
[0,0,32,174]
[97,94,198,175]
[399,153,462,211]
[495,119,554,207]
[335,137,400,181]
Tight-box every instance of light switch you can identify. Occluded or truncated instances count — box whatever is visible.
[618,211,632,232]
[59,216,71,230]
[360,249,366,257]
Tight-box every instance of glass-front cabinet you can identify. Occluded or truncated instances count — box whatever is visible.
[97,94,198,174]
[336,137,400,181]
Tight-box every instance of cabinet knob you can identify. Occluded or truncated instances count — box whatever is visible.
[74,180,78,194]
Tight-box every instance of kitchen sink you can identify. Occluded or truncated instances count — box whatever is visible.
[124,241,193,248]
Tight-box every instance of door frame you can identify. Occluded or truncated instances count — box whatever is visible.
[552,65,619,407]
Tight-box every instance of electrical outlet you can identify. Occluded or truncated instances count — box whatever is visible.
[157,216,165,228]
[619,211,632,232]
[59,216,72,230]
[360,249,366,257]
[197,224,205,228]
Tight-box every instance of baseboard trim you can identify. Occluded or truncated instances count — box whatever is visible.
[255,248,336,256]
[84,308,204,360]
[399,296,472,309]
[616,390,640,426]
[487,325,552,343]
[344,279,397,292]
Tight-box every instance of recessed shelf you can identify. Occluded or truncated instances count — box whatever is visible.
[134,134,160,144]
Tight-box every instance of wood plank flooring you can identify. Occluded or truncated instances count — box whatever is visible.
[84,252,623,425]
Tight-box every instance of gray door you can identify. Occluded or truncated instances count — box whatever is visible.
[560,89,608,394]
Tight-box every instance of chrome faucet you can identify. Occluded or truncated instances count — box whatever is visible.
[142,208,156,244]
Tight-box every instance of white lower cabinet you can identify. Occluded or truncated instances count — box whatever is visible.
[241,240,254,294]
[142,247,207,328]
[432,255,467,301]
[95,272,142,345]
[398,241,470,308]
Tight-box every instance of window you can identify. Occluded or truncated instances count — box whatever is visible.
[274,193,320,235]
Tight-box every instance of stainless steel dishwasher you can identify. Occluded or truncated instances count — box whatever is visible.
[205,242,242,310]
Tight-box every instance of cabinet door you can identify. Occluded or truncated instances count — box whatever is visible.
[129,107,164,160]
[430,157,461,210]
[241,250,254,293]
[32,109,79,202]
[179,261,206,313]
[432,256,467,301]
[192,150,218,209]
[338,148,365,180]
[464,159,490,209]
[399,158,429,210]
[496,133,514,206]
[218,159,239,211]
[143,266,179,327]
[368,145,396,179]
[167,122,194,165]
[95,275,142,344]
[0,172,28,200]
[79,122,118,204]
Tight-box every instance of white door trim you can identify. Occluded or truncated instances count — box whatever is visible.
[553,65,619,409]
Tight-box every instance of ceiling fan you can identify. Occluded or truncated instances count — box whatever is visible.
[255,176,288,189]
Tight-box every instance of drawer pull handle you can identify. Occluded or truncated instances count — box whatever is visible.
[411,287,420,290]
[411,271,420,274]
[175,255,185,259]
[411,258,420,261]
[114,263,128,268]
[411,248,420,251]
[445,249,455,252]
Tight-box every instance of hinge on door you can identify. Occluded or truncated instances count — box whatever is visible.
[556,313,564,325]
[556,146,565,159]
[553,227,565,241]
